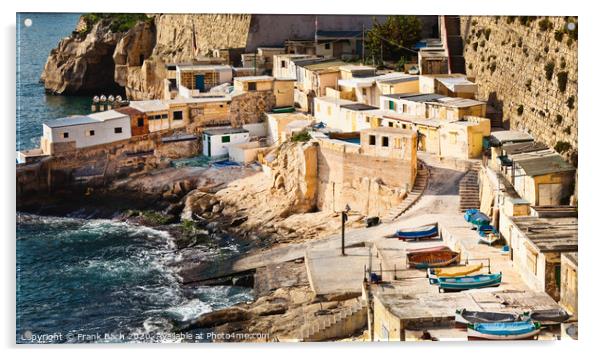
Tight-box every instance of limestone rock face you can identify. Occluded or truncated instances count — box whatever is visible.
[40,19,124,94]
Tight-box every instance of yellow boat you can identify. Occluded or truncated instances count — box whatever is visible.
[432,263,483,277]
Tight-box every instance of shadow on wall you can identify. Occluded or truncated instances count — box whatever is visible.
[486,91,508,129]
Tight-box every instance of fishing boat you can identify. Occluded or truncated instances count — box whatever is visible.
[467,321,541,340]
[527,309,570,325]
[455,309,524,328]
[464,209,479,222]
[395,223,439,241]
[479,233,500,245]
[407,249,460,269]
[436,273,502,292]
[467,211,490,227]
[407,245,450,253]
[427,264,483,283]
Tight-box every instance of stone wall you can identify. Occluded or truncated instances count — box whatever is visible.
[229,91,276,127]
[16,131,199,199]
[316,141,410,217]
[459,16,578,166]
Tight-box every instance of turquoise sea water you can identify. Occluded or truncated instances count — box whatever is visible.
[16,13,90,151]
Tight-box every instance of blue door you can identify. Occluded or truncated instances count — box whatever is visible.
[195,74,205,92]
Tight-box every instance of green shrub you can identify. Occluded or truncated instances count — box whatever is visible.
[544,62,555,81]
[291,130,312,142]
[517,105,524,115]
[557,71,568,92]
[554,141,572,154]
[567,38,574,47]
[81,13,150,34]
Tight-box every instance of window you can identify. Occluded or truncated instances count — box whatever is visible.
[325,43,331,50]
[114,127,123,134]
[388,121,393,127]
[382,136,389,147]
[402,104,407,113]
[281,60,287,68]
[402,124,407,129]
[369,135,376,146]
[362,88,367,96]
[62,132,69,139]
[248,82,257,91]
[162,114,168,119]
[137,117,144,127]
[221,135,231,143]
[388,100,395,111]
[86,130,95,137]
[173,111,183,120]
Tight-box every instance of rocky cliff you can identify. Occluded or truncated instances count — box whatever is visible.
[41,14,438,100]
[459,16,578,165]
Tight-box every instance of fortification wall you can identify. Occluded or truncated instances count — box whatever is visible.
[459,16,578,165]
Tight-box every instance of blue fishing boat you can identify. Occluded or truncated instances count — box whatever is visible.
[394,223,439,241]
[436,273,502,292]
[467,321,541,340]
[477,225,500,245]
[464,209,479,222]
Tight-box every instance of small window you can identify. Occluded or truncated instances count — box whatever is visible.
[114,127,123,134]
[86,130,95,137]
[281,60,287,68]
[161,114,168,119]
[221,135,231,143]
[325,43,331,50]
[362,88,367,95]
[369,135,376,146]
[248,82,257,91]
[382,136,389,147]
[137,117,144,127]
[388,101,395,111]
[402,124,407,129]
[402,104,408,113]
[388,122,394,127]
[173,111,183,120]
[62,132,69,139]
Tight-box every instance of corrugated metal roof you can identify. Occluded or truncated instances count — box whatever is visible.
[300,60,347,72]
[490,130,534,146]
[516,154,575,176]
[503,141,549,155]
[510,216,577,253]
[129,100,169,113]
[383,93,446,102]
[44,115,97,128]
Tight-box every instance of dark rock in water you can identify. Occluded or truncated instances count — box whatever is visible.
[186,307,251,329]
[230,216,248,227]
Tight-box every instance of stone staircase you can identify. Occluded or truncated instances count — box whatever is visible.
[382,161,429,223]
[299,300,367,342]
[443,15,466,74]
[459,162,482,212]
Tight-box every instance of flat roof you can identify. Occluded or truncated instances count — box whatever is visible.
[176,64,232,71]
[515,154,575,176]
[361,126,415,136]
[503,141,550,155]
[87,110,129,121]
[314,96,356,106]
[377,73,420,84]
[44,110,128,128]
[340,103,378,111]
[490,130,534,146]
[384,93,446,102]
[203,127,248,136]
[300,59,347,72]
[169,96,230,105]
[510,216,578,253]
[234,75,274,82]
[129,100,169,113]
[433,97,485,108]
[436,76,477,93]
[115,106,144,116]
[267,112,311,120]
[44,115,98,128]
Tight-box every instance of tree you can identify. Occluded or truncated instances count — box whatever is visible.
[365,16,422,67]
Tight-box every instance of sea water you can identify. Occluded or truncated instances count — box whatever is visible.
[16,214,254,343]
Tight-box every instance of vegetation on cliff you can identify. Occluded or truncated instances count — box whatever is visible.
[81,13,151,34]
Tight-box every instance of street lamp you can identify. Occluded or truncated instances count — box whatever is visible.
[341,204,351,256]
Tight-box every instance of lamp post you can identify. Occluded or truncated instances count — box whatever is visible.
[341,204,350,256]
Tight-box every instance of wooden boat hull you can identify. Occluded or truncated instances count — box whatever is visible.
[432,264,483,278]
[437,273,502,292]
[396,223,439,241]
[407,245,450,253]
[407,250,460,269]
